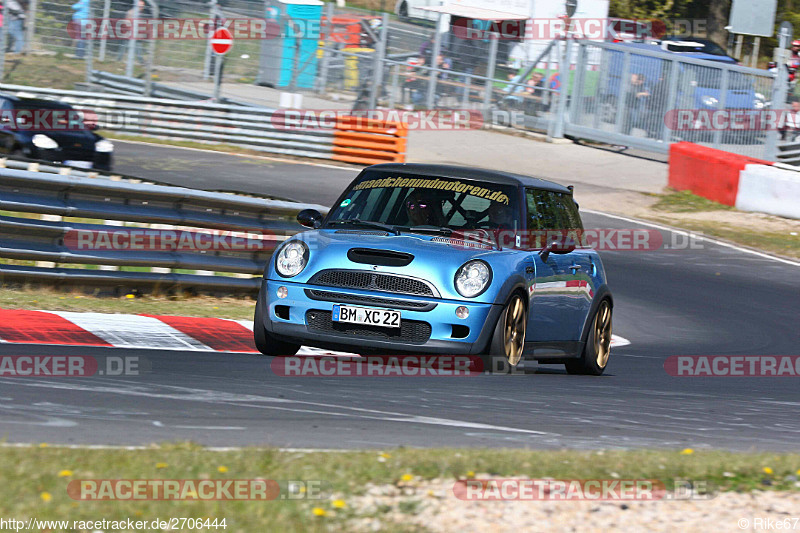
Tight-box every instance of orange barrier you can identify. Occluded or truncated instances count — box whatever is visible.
[332,116,409,166]
[668,142,772,206]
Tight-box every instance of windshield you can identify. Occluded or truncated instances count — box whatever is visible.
[327,172,520,232]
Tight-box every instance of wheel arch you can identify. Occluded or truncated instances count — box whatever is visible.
[580,285,613,345]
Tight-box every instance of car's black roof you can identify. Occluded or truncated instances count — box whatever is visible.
[365,164,573,194]
[0,94,74,110]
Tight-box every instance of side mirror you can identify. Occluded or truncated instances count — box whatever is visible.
[297,208,323,229]
[539,240,576,262]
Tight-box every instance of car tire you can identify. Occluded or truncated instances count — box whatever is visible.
[481,293,527,374]
[565,299,612,376]
[253,298,300,357]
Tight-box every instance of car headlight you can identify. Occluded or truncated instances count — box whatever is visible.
[754,92,766,110]
[701,95,719,107]
[95,139,114,153]
[275,241,308,278]
[454,260,492,298]
[32,134,58,149]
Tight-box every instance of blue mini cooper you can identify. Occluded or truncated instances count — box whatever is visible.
[254,164,614,375]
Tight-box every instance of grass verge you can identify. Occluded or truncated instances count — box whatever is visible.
[2,444,799,530]
[651,190,736,213]
[642,190,799,259]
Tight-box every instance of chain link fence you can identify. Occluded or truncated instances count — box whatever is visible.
[10,1,792,162]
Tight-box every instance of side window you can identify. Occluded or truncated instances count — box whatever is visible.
[526,189,582,231]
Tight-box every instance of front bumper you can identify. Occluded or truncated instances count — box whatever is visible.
[28,146,113,171]
[258,279,502,355]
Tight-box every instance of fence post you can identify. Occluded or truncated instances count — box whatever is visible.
[25,0,39,53]
[568,42,587,125]
[368,13,389,109]
[551,37,573,139]
[766,64,789,161]
[711,67,729,150]
[388,63,399,108]
[0,3,7,80]
[143,0,158,96]
[204,0,218,79]
[98,0,111,61]
[482,34,499,120]
[425,14,444,109]
[613,50,631,134]
[662,59,680,143]
[125,0,140,77]
[317,1,335,94]
[85,0,94,85]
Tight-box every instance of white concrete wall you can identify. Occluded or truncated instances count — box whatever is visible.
[736,164,800,220]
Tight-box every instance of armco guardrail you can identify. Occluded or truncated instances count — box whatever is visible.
[0,84,408,164]
[0,166,329,294]
[88,71,259,108]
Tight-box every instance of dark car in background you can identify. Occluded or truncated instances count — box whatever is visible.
[0,95,114,171]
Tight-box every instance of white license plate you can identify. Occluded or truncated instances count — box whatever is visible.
[332,305,400,329]
[64,160,92,169]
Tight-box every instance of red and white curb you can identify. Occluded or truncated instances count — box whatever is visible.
[0,309,630,353]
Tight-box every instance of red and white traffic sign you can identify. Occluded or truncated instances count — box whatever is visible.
[211,27,233,55]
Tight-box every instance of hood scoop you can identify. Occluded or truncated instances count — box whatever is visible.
[347,248,414,267]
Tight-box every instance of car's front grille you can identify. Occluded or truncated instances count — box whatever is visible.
[308,269,437,297]
[306,310,432,344]
[304,289,436,311]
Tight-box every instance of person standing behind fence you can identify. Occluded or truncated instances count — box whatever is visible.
[116,0,145,63]
[4,0,25,53]
[780,99,800,142]
[623,73,650,135]
[71,0,89,58]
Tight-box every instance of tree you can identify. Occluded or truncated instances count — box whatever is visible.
[707,0,732,46]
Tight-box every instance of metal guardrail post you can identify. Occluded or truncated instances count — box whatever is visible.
[85,0,94,86]
[25,0,39,53]
[0,2,8,80]
[317,2,335,94]
[482,35,499,120]
[368,13,389,110]
[98,0,111,61]
[425,14,444,110]
[662,59,680,144]
[766,64,790,162]
[613,51,632,135]
[125,0,140,78]
[712,68,729,150]
[552,37,573,139]
[143,0,158,96]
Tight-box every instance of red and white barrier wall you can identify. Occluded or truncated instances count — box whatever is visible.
[668,142,800,220]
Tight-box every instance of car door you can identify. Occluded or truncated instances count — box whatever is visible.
[525,188,595,342]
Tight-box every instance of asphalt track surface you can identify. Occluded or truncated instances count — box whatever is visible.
[1,142,799,450]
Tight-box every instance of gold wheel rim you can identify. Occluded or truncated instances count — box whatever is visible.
[503,296,526,366]
[594,301,612,368]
